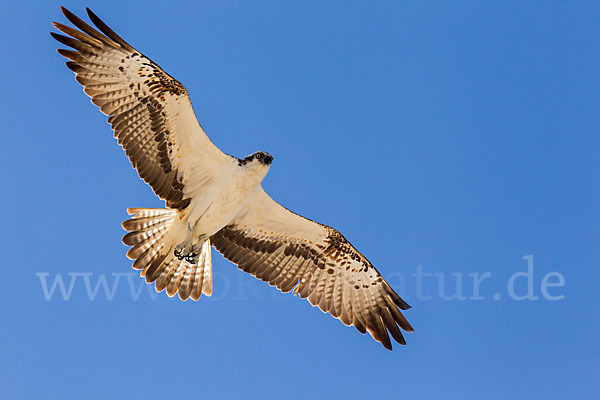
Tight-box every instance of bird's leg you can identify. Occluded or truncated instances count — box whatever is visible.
[185,235,207,264]
[184,242,202,264]
[174,240,193,260]
[174,224,205,264]
[174,222,195,261]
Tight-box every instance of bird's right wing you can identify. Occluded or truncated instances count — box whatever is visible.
[52,7,231,209]
[211,188,413,350]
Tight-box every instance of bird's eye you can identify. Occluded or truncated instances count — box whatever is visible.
[255,153,262,159]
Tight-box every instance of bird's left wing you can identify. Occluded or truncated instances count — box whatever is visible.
[211,188,413,350]
[52,7,231,209]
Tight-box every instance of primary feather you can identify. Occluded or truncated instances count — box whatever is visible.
[53,7,413,350]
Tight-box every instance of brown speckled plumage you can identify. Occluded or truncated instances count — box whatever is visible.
[139,62,188,100]
[52,7,192,209]
[210,188,413,350]
[52,7,413,351]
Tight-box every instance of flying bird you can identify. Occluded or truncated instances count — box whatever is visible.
[52,7,413,350]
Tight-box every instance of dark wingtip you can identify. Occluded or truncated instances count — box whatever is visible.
[65,61,80,72]
[85,7,96,20]
[49,31,63,42]
[385,282,412,310]
[83,6,135,52]
[393,325,408,344]
[60,6,75,20]
[86,8,105,31]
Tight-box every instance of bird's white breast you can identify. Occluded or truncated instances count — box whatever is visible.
[184,159,266,239]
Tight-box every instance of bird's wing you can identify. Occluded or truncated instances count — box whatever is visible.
[211,188,413,350]
[52,7,231,209]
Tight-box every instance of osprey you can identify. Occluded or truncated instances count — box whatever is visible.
[52,7,413,350]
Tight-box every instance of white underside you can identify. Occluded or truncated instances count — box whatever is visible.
[170,157,269,248]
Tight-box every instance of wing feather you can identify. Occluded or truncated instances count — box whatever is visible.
[53,7,230,209]
[211,188,413,350]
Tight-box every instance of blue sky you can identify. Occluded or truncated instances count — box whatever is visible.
[2,0,598,398]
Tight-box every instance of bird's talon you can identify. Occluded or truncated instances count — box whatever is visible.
[185,253,199,264]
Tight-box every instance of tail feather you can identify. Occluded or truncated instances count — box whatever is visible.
[155,256,179,292]
[146,252,171,283]
[121,207,213,300]
[199,242,212,296]
[167,257,188,297]
[178,260,198,301]
[122,216,175,248]
[178,241,213,300]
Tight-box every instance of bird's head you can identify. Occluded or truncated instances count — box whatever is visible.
[239,151,274,179]
[242,151,273,166]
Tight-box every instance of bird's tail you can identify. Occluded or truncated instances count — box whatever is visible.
[121,208,213,300]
